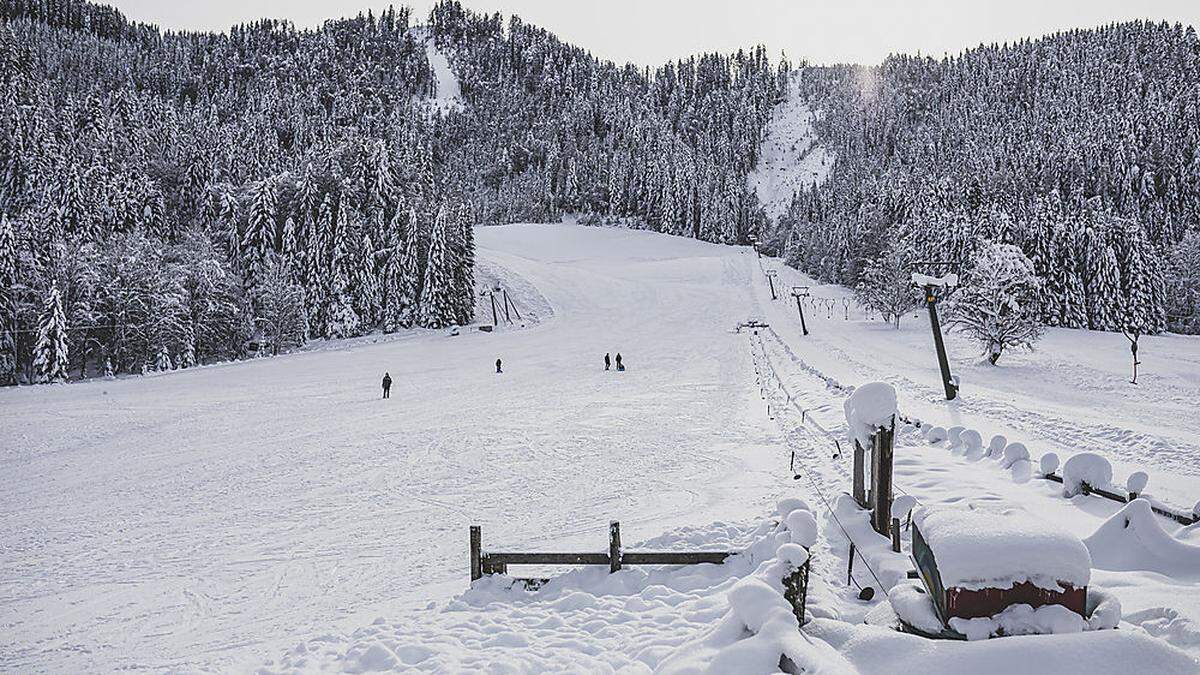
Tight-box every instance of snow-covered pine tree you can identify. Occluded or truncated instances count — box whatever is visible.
[418,206,455,329]
[0,213,17,385]
[855,239,919,329]
[397,208,422,328]
[450,202,476,325]
[243,178,278,286]
[154,344,173,371]
[34,284,70,383]
[355,234,382,327]
[946,242,1044,364]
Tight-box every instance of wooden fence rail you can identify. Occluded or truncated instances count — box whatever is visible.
[469,521,739,584]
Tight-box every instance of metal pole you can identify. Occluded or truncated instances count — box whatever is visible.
[489,293,499,327]
[795,296,809,335]
[925,285,957,400]
[767,275,777,300]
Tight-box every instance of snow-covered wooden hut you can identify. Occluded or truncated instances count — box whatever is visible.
[911,508,1092,625]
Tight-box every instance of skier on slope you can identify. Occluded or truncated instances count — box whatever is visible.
[495,358,503,374]
[615,352,624,371]
[382,372,392,399]
[604,353,611,370]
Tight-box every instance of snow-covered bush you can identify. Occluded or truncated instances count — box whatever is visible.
[1062,452,1113,497]
[925,426,947,443]
[987,435,1008,458]
[946,242,1044,364]
[959,429,983,453]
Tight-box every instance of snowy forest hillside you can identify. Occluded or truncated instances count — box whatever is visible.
[3,0,1200,387]
[781,24,1200,335]
[0,0,785,385]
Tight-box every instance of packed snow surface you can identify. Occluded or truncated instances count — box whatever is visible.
[914,507,1092,591]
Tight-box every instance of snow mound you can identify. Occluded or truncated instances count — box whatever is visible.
[888,581,944,635]
[1040,452,1060,476]
[843,382,897,448]
[1084,498,1200,579]
[1126,471,1149,495]
[910,272,959,288]
[925,426,947,443]
[950,602,1085,641]
[891,494,918,521]
[987,434,1007,458]
[959,429,983,453]
[1001,442,1029,469]
[913,507,1091,591]
[1062,452,1113,497]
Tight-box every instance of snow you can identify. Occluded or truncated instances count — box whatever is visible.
[1041,452,1061,476]
[913,507,1092,591]
[950,602,1086,641]
[1127,471,1149,495]
[1062,452,1115,497]
[5,227,1200,672]
[1084,499,1200,579]
[1001,442,1030,468]
[416,28,462,112]
[842,381,897,448]
[746,72,832,220]
[887,581,946,635]
[910,272,959,288]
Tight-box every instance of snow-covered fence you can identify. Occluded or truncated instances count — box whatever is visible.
[468,521,805,592]
[1038,455,1198,526]
[844,383,898,537]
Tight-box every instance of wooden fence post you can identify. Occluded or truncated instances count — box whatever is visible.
[852,441,867,508]
[871,418,895,537]
[609,521,622,573]
[470,525,482,581]
[891,518,901,552]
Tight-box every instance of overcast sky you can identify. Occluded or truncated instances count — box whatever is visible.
[107,0,1199,66]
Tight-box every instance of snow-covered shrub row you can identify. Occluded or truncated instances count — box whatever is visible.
[1001,442,1029,469]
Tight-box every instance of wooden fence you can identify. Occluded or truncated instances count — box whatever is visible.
[469,520,813,623]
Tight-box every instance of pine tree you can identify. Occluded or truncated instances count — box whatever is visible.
[34,284,70,383]
[418,206,455,329]
[0,214,17,386]
[397,208,422,328]
[243,178,277,286]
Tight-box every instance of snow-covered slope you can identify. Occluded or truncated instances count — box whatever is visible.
[0,225,787,672]
[4,226,1200,672]
[747,71,833,220]
[418,29,462,113]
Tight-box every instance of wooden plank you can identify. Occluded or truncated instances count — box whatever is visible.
[621,551,734,565]
[485,552,611,565]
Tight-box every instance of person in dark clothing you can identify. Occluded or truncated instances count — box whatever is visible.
[615,352,624,371]
[382,372,392,398]
[495,358,503,374]
[604,353,611,370]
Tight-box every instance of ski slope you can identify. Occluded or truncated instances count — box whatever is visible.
[0,225,789,672]
[3,225,1199,672]
[746,71,833,220]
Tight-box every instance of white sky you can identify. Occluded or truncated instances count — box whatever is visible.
[107,0,1200,66]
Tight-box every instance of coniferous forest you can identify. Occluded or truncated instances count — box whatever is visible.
[1,0,1199,385]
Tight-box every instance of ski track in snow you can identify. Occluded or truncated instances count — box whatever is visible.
[746,72,833,220]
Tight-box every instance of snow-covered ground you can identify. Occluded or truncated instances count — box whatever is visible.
[3,225,1199,673]
[746,71,833,220]
[0,225,789,672]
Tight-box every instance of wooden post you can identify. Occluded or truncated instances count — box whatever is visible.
[847,542,856,584]
[871,418,895,537]
[891,518,901,552]
[852,440,867,508]
[609,521,622,573]
[794,295,809,335]
[502,290,511,322]
[470,525,482,581]
[489,293,499,327]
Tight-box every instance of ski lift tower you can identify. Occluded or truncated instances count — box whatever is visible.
[790,286,811,336]
[765,269,779,300]
[749,235,761,259]
[911,261,960,401]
